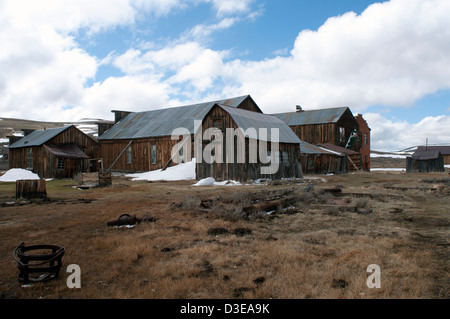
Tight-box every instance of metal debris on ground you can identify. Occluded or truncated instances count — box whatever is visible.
[106,214,156,227]
[13,242,65,284]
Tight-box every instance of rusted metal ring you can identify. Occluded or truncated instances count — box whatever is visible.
[13,242,65,284]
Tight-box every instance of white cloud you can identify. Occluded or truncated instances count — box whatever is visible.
[364,113,450,151]
[186,17,239,41]
[0,0,190,121]
[81,75,173,116]
[222,0,450,114]
[168,49,226,90]
[208,0,254,16]
[3,0,186,34]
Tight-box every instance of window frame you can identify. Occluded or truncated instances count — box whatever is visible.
[151,145,157,165]
[126,146,132,164]
[339,127,346,143]
[26,148,33,169]
[57,158,65,170]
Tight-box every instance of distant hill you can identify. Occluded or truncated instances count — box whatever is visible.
[0,117,113,140]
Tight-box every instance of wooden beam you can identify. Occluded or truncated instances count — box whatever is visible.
[161,137,189,171]
[347,155,359,171]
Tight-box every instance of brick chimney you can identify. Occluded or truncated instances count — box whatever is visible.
[111,110,132,124]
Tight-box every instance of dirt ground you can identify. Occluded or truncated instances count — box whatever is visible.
[0,169,449,299]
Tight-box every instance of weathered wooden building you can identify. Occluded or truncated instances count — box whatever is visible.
[299,141,348,175]
[406,151,444,173]
[414,146,450,165]
[273,107,368,171]
[273,107,360,148]
[8,125,99,179]
[197,104,302,181]
[98,95,303,181]
[318,143,361,171]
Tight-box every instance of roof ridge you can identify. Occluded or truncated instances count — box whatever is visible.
[119,95,250,115]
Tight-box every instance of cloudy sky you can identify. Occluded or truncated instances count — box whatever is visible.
[1,0,449,151]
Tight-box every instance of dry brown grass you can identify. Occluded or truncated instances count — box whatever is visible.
[0,171,448,299]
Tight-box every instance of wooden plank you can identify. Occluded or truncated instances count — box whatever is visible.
[348,155,359,171]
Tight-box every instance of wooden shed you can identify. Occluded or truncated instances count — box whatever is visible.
[300,141,347,175]
[406,151,445,173]
[414,146,450,165]
[8,125,99,179]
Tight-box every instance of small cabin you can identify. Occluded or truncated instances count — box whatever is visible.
[406,151,445,173]
[414,146,450,165]
[8,125,99,179]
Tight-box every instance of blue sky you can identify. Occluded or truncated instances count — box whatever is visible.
[1,0,450,151]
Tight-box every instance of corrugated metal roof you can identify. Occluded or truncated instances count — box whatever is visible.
[8,126,71,149]
[99,95,250,140]
[44,144,90,159]
[217,105,301,144]
[273,107,349,126]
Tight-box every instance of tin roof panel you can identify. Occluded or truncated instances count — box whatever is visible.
[218,105,301,144]
[273,107,349,126]
[8,126,71,149]
[99,95,250,140]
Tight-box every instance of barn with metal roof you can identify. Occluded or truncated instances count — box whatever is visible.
[99,95,303,180]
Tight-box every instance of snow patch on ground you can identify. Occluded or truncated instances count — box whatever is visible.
[0,168,41,182]
[126,159,196,181]
[193,178,242,186]
[371,153,407,159]
[370,168,406,172]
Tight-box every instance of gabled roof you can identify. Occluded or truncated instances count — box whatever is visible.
[216,105,301,144]
[415,146,450,155]
[273,107,349,126]
[8,126,72,149]
[99,95,252,140]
